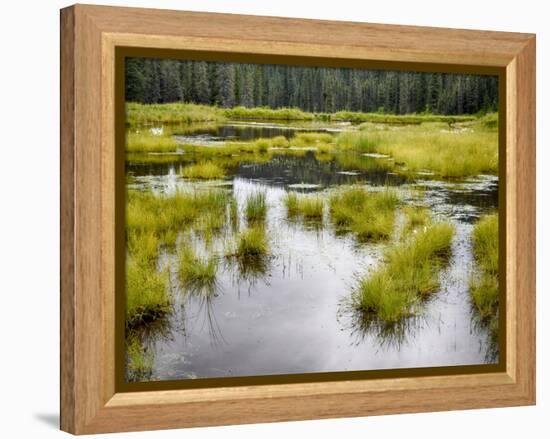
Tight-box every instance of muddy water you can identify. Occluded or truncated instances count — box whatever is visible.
[126,121,498,381]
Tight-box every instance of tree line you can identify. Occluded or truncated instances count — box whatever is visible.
[126,57,498,115]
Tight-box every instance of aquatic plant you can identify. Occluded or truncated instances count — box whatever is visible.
[181,161,226,179]
[126,130,178,153]
[329,186,398,241]
[178,244,218,296]
[126,102,224,125]
[234,226,269,258]
[353,222,455,323]
[245,191,267,224]
[126,335,154,382]
[126,255,170,328]
[283,192,324,221]
[127,229,160,263]
[470,213,499,336]
[126,189,228,237]
[223,106,314,121]
[403,205,430,233]
[335,123,498,177]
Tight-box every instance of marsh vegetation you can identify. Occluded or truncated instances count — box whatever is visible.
[124,59,500,382]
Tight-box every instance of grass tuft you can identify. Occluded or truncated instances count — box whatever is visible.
[234,226,269,258]
[284,192,324,220]
[245,191,267,224]
[181,161,226,179]
[353,223,455,323]
[178,244,218,296]
[329,186,398,241]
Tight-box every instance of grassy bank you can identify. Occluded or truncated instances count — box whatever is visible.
[127,102,224,125]
[128,102,486,125]
[470,213,499,337]
[337,119,498,177]
[353,222,454,323]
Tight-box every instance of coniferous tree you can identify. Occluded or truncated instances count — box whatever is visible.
[125,57,499,114]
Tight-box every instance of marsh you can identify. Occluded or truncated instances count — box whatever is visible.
[125,109,499,382]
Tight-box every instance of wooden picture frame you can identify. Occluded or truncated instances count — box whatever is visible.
[60,4,536,434]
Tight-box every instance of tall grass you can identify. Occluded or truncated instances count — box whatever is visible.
[181,161,226,179]
[470,213,499,336]
[127,102,224,125]
[284,192,324,220]
[224,106,314,120]
[245,192,267,224]
[332,111,477,124]
[329,186,399,242]
[178,244,218,296]
[126,189,228,238]
[336,131,380,153]
[403,206,430,233]
[334,125,498,177]
[353,223,455,323]
[126,255,170,327]
[232,226,269,258]
[126,130,178,153]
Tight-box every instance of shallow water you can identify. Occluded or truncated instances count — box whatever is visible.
[126,121,499,381]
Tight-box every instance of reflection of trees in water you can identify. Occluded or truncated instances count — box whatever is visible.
[237,151,399,188]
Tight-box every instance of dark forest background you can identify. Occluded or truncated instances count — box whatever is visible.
[126,58,499,115]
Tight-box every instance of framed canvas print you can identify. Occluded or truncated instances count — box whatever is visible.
[60,4,536,434]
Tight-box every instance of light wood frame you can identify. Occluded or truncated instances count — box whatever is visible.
[60,4,536,434]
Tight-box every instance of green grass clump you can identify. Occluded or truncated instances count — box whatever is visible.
[329,186,399,241]
[126,102,224,125]
[336,131,380,153]
[353,223,455,323]
[127,229,160,263]
[284,192,324,220]
[126,255,170,327]
[252,135,290,152]
[181,161,226,179]
[470,213,499,331]
[178,244,218,295]
[245,192,267,224]
[403,206,430,233]
[291,132,334,147]
[126,130,178,153]
[234,226,269,258]
[126,189,228,237]
[126,336,154,382]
